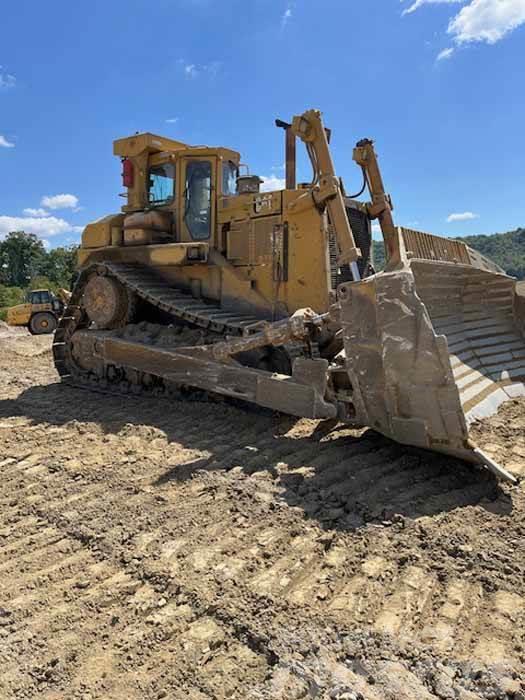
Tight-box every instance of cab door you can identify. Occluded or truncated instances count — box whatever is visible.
[179,157,217,245]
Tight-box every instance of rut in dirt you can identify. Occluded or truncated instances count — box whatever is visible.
[0,343,524,699]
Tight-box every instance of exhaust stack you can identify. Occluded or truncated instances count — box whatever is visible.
[275,119,296,190]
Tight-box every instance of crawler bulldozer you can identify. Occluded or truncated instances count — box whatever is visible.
[53,109,525,482]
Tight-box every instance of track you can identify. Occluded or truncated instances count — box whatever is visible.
[1,328,525,699]
[52,262,304,396]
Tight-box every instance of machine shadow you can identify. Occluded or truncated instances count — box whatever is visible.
[0,381,512,530]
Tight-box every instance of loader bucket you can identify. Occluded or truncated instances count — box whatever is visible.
[339,228,525,481]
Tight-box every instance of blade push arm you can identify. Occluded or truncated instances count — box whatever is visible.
[291,109,361,280]
[353,139,402,268]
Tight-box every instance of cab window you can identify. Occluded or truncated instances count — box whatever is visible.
[29,291,51,305]
[222,161,238,196]
[184,160,212,240]
[148,163,175,205]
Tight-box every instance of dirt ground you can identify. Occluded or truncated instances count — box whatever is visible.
[0,322,524,700]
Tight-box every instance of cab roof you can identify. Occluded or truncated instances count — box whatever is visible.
[113,132,188,158]
[113,132,240,163]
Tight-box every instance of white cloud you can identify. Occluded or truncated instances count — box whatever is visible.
[42,239,50,250]
[448,0,525,44]
[203,61,221,78]
[23,208,50,217]
[402,0,463,16]
[0,215,80,239]
[0,135,15,148]
[260,175,286,192]
[446,211,479,222]
[404,0,525,48]
[0,68,16,90]
[437,46,455,59]
[177,60,221,79]
[165,117,179,124]
[281,6,293,28]
[185,63,198,78]
[41,193,79,210]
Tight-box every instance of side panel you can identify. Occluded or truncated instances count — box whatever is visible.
[6,303,32,326]
[7,302,55,327]
[279,190,331,314]
[218,189,332,316]
[82,214,125,249]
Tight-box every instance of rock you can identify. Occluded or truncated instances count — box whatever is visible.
[329,689,363,700]
[433,670,455,698]
[318,532,335,549]
[74,580,91,590]
[457,690,482,700]
[511,444,525,458]
[321,507,345,521]
[499,677,521,695]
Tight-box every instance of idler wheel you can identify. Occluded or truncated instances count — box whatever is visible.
[83,274,133,329]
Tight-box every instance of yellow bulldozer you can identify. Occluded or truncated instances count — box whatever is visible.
[7,288,70,334]
[53,109,525,483]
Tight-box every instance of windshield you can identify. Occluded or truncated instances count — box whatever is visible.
[148,163,175,205]
[28,291,51,305]
[222,160,238,196]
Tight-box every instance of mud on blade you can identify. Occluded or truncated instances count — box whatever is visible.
[339,228,525,483]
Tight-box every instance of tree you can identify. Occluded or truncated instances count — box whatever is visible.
[0,284,24,308]
[28,275,56,293]
[372,240,386,270]
[0,231,46,287]
[0,284,25,321]
[40,245,78,288]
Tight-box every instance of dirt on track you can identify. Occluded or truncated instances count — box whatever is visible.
[0,325,524,700]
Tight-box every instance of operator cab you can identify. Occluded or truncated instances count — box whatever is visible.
[81,133,242,254]
[113,133,241,246]
[26,289,63,314]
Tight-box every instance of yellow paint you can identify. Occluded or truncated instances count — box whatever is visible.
[79,115,348,318]
[6,301,55,328]
[6,303,32,326]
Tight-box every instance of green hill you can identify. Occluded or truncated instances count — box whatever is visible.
[372,227,525,279]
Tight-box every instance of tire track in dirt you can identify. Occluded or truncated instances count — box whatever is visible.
[1,331,524,698]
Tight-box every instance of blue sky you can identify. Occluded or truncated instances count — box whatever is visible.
[0,0,524,248]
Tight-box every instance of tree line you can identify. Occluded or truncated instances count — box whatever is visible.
[0,231,78,319]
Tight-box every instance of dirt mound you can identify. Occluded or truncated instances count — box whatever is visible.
[0,337,524,699]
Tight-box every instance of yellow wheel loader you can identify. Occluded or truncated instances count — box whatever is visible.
[7,289,69,334]
[53,109,525,483]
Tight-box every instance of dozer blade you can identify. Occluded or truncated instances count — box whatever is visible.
[339,228,525,483]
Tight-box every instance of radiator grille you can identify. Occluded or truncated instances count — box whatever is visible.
[329,204,372,289]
